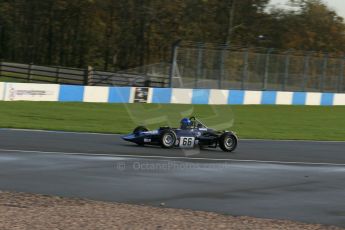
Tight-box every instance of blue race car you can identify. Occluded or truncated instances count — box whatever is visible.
[122,117,238,152]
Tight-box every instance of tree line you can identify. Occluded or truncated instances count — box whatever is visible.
[0,0,344,71]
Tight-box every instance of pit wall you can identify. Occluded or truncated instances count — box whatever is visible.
[0,82,345,106]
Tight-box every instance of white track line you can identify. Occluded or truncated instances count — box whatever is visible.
[1,148,345,167]
[1,128,345,143]
[0,128,117,136]
[242,138,345,143]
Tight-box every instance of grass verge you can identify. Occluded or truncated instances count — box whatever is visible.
[0,101,344,141]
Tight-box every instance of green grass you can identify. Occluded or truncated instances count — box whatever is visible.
[0,101,344,141]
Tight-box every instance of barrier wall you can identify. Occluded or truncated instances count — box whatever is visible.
[0,82,345,105]
[0,83,4,101]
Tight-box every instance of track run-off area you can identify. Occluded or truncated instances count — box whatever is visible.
[0,129,344,227]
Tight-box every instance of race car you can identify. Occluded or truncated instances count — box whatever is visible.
[122,117,238,152]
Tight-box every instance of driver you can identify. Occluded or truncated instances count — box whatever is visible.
[180,118,193,129]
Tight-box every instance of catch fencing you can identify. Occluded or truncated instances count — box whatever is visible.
[2,42,345,94]
[170,42,345,93]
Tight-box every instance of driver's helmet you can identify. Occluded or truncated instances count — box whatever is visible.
[180,118,192,129]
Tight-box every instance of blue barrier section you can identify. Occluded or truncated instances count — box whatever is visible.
[321,93,334,106]
[59,85,84,102]
[152,88,172,104]
[292,92,306,105]
[228,90,245,104]
[192,89,210,104]
[261,91,277,104]
[108,87,131,103]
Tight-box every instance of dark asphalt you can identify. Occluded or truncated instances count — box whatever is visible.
[1,129,345,164]
[0,129,344,227]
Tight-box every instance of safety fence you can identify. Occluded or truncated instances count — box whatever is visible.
[170,42,345,93]
[0,62,169,87]
[1,82,344,106]
[2,43,345,94]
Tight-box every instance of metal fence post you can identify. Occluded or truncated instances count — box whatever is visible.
[0,60,2,78]
[241,49,249,90]
[338,55,345,93]
[195,43,203,88]
[263,48,273,90]
[55,66,60,84]
[320,53,328,92]
[84,66,93,85]
[27,63,33,82]
[282,50,291,91]
[302,53,311,91]
[219,44,227,89]
[169,40,181,88]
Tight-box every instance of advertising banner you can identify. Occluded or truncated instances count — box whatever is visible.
[4,83,60,101]
[0,83,4,101]
[133,87,149,103]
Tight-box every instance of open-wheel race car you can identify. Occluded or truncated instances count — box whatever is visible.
[122,117,238,152]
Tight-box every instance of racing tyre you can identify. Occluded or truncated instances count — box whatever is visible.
[219,132,238,152]
[133,126,148,135]
[161,130,177,148]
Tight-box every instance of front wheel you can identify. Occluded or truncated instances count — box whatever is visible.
[161,130,177,148]
[219,132,238,152]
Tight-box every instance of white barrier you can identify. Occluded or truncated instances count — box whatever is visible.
[0,82,5,101]
[244,91,262,105]
[171,88,193,104]
[209,89,228,105]
[333,94,345,105]
[0,82,344,106]
[3,83,60,101]
[276,92,293,105]
[83,86,109,103]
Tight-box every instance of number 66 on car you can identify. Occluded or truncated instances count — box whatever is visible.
[180,137,195,148]
[122,117,238,152]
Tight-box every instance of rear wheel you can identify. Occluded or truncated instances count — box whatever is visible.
[161,130,177,148]
[219,132,238,152]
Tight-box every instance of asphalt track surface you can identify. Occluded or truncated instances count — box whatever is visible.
[0,129,344,227]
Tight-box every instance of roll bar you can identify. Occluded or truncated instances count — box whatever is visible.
[189,117,208,129]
